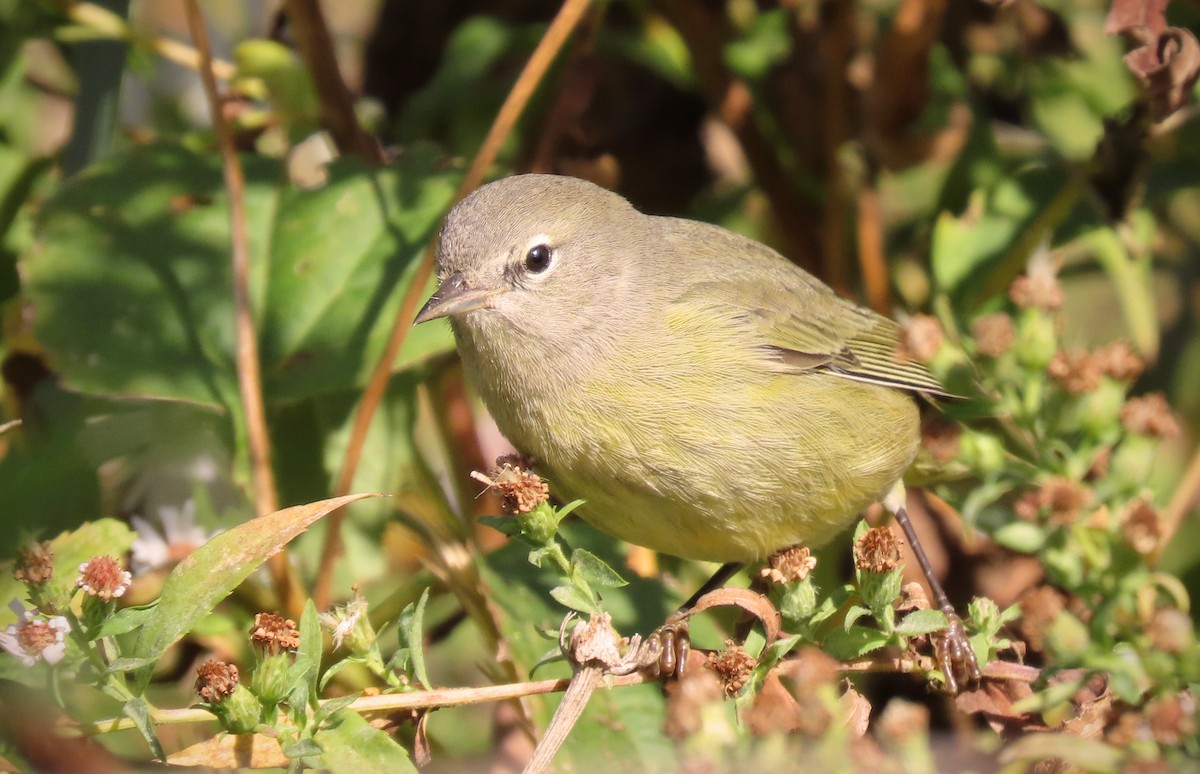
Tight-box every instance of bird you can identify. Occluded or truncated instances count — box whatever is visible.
[415,173,979,689]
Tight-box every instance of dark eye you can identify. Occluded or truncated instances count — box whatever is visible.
[524,244,553,274]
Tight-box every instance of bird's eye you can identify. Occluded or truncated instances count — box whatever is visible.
[524,244,553,274]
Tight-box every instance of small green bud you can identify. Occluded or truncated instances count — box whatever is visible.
[521,502,561,546]
[251,651,293,707]
[958,430,1006,474]
[1013,311,1058,370]
[1073,379,1126,438]
[216,685,265,735]
[777,576,818,624]
[1046,611,1089,661]
[1110,435,1158,491]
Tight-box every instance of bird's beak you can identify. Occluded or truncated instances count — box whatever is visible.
[413,272,505,325]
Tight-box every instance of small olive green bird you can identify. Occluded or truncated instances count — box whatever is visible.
[416,174,977,685]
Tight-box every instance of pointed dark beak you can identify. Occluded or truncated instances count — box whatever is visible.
[414,272,505,325]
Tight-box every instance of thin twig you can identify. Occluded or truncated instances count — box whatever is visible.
[314,0,594,611]
[70,654,1037,738]
[283,0,385,165]
[66,1,236,79]
[183,1,294,614]
[1153,441,1200,565]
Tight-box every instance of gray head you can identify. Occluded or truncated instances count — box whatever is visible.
[414,175,643,343]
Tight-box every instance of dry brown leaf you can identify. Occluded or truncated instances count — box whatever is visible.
[167,733,289,768]
[1105,0,1200,118]
[683,587,782,643]
[842,684,873,738]
[745,671,804,736]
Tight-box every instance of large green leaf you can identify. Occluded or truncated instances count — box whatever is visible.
[312,708,418,774]
[126,493,379,690]
[23,142,456,409]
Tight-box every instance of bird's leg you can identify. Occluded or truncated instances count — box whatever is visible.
[883,482,982,693]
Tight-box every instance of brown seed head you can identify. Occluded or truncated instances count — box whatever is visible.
[876,698,930,747]
[1038,478,1093,525]
[972,313,1015,357]
[1009,270,1063,311]
[76,556,131,601]
[705,641,756,697]
[14,541,53,586]
[898,314,944,363]
[1121,393,1181,438]
[478,456,550,515]
[1120,498,1162,556]
[1048,350,1102,394]
[759,545,816,585]
[1145,692,1197,746]
[1094,340,1144,381]
[195,659,240,703]
[854,527,902,573]
[250,612,300,655]
[1016,586,1066,653]
[1148,608,1193,654]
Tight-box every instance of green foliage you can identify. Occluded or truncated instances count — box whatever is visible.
[1,0,1199,771]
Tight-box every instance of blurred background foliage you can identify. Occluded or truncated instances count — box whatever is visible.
[0,0,1198,770]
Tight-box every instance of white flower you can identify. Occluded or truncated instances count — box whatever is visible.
[0,600,70,667]
[130,500,215,576]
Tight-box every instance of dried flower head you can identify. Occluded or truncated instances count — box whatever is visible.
[195,659,240,703]
[876,698,930,747]
[920,418,961,465]
[319,589,371,651]
[1037,478,1093,525]
[1120,393,1181,438]
[76,556,132,601]
[1009,269,1063,310]
[854,527,902,573]
[1094,340,1144,381]
[705,641,756,697]
[0,601,69,667]
[972,313,1015,357]
[1119,498,1162,556]
[759,545,816,585]
[1048,350,1103,394]
[1145,692,1197,746]
[1016,586,1066,653]
[898,314,944,363]
[250,612,300,655]
[472,456,550,515]
[1148,607,1193,654]
[13,542,53,586]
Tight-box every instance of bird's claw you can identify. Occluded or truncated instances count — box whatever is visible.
[932,609,982,693]
[557,612,690,679]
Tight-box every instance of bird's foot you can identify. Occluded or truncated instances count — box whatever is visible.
[932,608,982,693]
[557,613,690,678]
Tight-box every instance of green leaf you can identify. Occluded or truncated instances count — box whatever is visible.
[843,604,871,631]
[823,625,891,660]
[478,515,521,538]
[312,709,417,774]
[993,522,1048,553]
[293,599,322,709]
[397,588,431,690]
[549,584,599,615]
[123,697,165,760]
[313,693,362,725]
[94,602,157,639]
[24,143,457,408]
[128,494,379,690]
[282,738,325,759]
[895,609,949,637]
[570,549,628,590]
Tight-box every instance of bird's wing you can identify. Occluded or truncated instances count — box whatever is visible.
[676,276,952,398]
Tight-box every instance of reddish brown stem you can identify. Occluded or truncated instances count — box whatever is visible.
[284,0,385,165]
[183,0,295,615]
